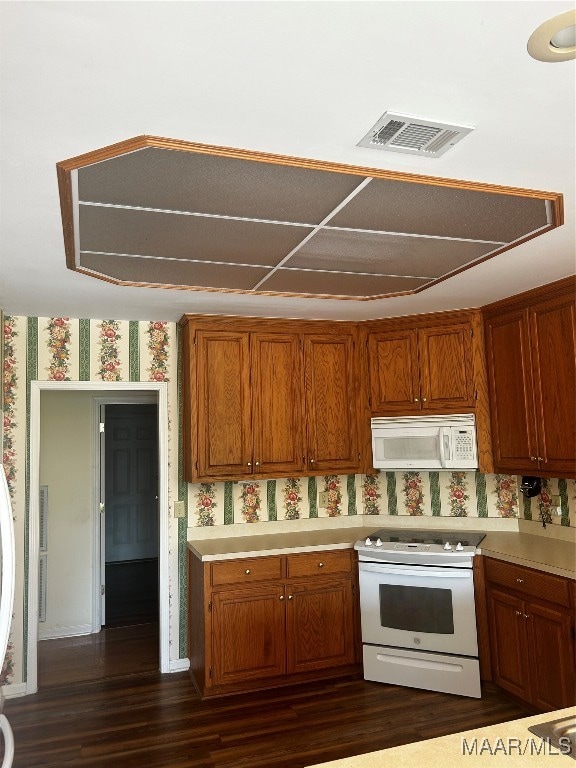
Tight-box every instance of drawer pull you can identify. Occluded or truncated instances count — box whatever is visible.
[245,569,251,575]
[516,578,524,583]
[318,562,324,568]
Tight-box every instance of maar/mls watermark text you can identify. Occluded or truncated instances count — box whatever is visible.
[461,736,572,757]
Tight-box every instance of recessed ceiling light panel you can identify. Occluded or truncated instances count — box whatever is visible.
[357,112,474,158]
[528,9,576,62]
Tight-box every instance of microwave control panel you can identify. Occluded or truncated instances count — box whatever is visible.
[453,428,476,460]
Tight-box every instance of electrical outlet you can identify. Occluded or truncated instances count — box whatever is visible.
[319,491,329,508]
[173,500,186,519]
[551,495,562,515]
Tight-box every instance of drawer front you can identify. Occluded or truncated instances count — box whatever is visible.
[211,556,283,587]
[485,558,570,607]
[286,549,353,579]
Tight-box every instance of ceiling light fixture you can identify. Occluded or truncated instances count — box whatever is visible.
[527,9,576,62]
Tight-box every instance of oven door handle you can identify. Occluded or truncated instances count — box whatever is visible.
[359,563,472,578]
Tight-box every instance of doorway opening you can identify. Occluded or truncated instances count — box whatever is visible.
[101,403,159,629]
[28,381,170,695]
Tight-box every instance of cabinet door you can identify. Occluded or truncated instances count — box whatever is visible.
[211,585,286,686]
[485,310,538,473]
[418,323,475,410]
[304,335,360,473]
[285,578,355,674]
[368,330,420,413]
[196,331,252,478]
[251,333,305,477]
[487,588,531,702]
[530,294,576,476]
[526,600,575,711]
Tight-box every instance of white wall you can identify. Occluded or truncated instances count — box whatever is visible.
[39,391,94,638]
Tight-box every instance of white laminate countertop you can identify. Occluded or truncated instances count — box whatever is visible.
[308,707,576,767]
[187,527,575,580]
[186,526,371,561]
[479,532,576,580]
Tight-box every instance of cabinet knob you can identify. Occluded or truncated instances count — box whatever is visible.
[279,595,285,601]
[530,456,537,461]
[523,613,530,619]
[255,461,260,467]
[422,397,427,402]
[516,578,524,583]
[245,569,251,575]
[310,458,315,464]
[537,457,543,462]
[288,595,293,600]
[247,461,252,467]
[515,610,522,616]
[414,398,419,402]
[318,562,324,568]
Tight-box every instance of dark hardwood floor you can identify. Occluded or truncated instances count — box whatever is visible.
[38,622,159,688]
[19,561,529,766]
[5,671,530,767]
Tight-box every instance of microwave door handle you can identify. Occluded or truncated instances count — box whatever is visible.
[439,428,451,467]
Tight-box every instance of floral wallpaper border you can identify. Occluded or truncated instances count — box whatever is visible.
[187,471,576,527]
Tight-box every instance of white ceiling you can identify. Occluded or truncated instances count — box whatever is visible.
[1,0,574,322]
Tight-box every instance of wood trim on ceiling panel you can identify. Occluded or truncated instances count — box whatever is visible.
[57,135,565,203]
[57,135,564,299]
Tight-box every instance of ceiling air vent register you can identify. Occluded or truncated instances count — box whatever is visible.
[357,112,474,157]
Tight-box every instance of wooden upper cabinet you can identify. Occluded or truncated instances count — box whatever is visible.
[181,317,364,481]
[367,316,476,414]
[484,309,538,472]
[419,323,475,409]
[196,330,252,479]
[484,277,576,477]
[304,334,361,473]
[530,293,576,475]
[368,330,420,412]
[251,333,305,477]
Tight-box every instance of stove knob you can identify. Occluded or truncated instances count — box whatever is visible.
[364,537,372,546]
[375,538,383,547]
[456,542,464,551]
[443,542,452,551]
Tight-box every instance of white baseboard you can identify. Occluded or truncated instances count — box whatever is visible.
[169,658,190,673]
[1,682,27,699]
[38,623,93,640]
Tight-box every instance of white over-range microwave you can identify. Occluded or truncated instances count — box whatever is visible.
[371,413,478,470]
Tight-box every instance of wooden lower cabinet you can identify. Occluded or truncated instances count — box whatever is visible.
[286,578,355,674]
[485,558,575,711]
[211,585,287,687]
[188,549,360,697]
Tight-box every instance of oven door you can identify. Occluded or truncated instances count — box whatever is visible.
[358,561,478,657]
